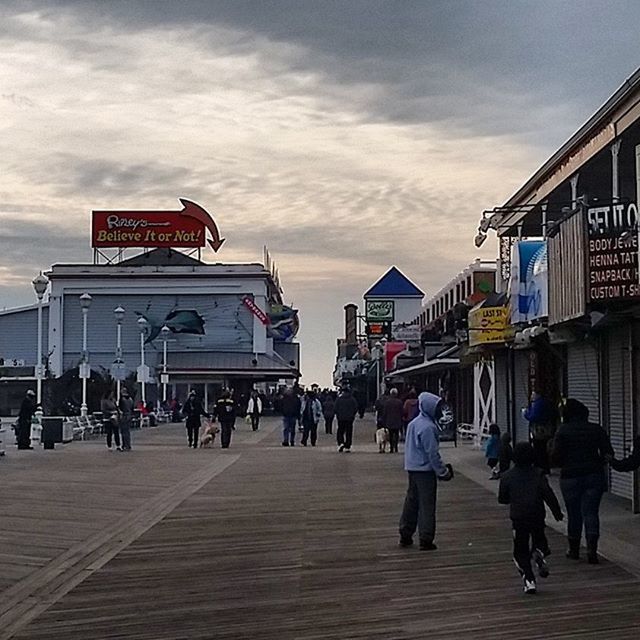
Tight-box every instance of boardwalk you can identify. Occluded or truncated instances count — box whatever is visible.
[1,418,640,639]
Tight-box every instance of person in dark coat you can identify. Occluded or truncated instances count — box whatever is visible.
[354,389,366,419]
[182,390,208,449]
[499,442,563,594]
[334,387,359,452]
[17,389,36,450]
[101,391,121,451]
[118,388,134,451]
[322,393,336,435]
[281,387,301,446]
[375,390,389,428]
[523,391,558,474]
[551,398,613,564]
[214,390,237,449]
[382,388,404,453]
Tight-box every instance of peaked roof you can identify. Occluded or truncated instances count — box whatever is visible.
[119,248,204,267]
[364,267,424,298]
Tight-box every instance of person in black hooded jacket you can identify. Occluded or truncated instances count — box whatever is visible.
[551,398,613,564]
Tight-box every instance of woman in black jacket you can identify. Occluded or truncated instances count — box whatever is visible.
[551,399,613,564]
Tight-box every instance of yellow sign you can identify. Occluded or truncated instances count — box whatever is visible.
[468,305,512,346]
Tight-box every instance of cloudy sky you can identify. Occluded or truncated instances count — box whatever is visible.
[1,0,639,384]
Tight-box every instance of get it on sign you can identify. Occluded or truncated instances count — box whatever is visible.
[91,199,225,251]
[586,201,640,302]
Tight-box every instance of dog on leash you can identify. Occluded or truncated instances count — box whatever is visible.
[376,427,390,453]
[199,421,220,448]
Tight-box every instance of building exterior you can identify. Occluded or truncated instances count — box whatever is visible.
[475,67,640,509]
[0,248,300,415]
[333,267,424,393]
[391,260,497,430]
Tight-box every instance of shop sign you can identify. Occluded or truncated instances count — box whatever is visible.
[510,240,548,323]
[392,322,421,344]
[365,300,395,322]
[242,296,269,325]
[384,341,407,372]
[91,199,225,251]
[366,322,386,336]
[468,305,511,347]
[586,201,640,301]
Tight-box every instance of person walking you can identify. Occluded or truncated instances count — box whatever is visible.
[551,398,613,564]
[375,389,390,428]
[182,390,208,449]
[16,389,36,450]
[214,390,237,449]
[334,386,358,452]
[101,390,121,451]
[402,389,419,442]
[398,392,453,550]
[524,391,558,474]
[355,389,367,420]
[498,442,564,594]
[281,387,301,447]
[118,388,134,451]
[382,388,403,453]
[322,392,336,435]
[300,389,323,446]
[485,423,501,478]
[247,389,263,432]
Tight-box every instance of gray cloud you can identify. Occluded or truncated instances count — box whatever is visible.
[9,0,639,146]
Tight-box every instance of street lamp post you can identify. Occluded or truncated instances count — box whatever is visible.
[161,325,170,404]
[374,337,387,401]
[79,293,92,417]
[137,317,148,405]
[113,306,125,398]
[32,272,49,407]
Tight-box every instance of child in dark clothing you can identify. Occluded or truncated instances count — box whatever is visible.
[497,432,513,476]
[485,423,500,477]
[498,442,563,594]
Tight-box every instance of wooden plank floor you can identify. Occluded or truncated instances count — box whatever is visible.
[4,418,640,639]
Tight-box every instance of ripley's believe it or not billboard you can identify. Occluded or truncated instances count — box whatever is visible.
[91,199,225,251]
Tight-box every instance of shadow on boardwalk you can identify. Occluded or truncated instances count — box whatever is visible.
[2,417,640,639]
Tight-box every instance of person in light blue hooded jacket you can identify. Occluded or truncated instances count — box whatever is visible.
[399,392,453,550]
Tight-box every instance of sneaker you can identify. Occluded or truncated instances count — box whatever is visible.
[419,541,438,551]
[399,537,413,548]
[282,442,289,447]
[116,446,123,452]
[301,442,307,447]
[107,445,113,451]
[338,444,345,452]
[523,579,537,594]
[533,549,549,578]
[344,447,351,453]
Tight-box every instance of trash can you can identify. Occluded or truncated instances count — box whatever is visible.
[41,417,64,450]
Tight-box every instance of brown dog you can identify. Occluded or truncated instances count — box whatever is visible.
[199,421,220,448]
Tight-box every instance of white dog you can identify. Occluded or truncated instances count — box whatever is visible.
[376,427,390,453]
[199,421,220,448]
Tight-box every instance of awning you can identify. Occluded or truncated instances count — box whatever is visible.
[390,344,461,377]
[165,351,299,378]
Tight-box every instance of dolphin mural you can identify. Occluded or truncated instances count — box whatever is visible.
[135,309,205,344]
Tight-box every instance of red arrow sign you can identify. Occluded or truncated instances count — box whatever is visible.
[178,198,225,252]
[92,199,225,252]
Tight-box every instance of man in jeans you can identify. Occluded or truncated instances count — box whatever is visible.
[399,392,452,550]
[281,387,301,447]
[334,386,358,452]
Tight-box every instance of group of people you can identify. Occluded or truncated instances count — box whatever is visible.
[395,388,640,596]
[374,388,422,453]
[279,385,361,451]
[100,388,135,451]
